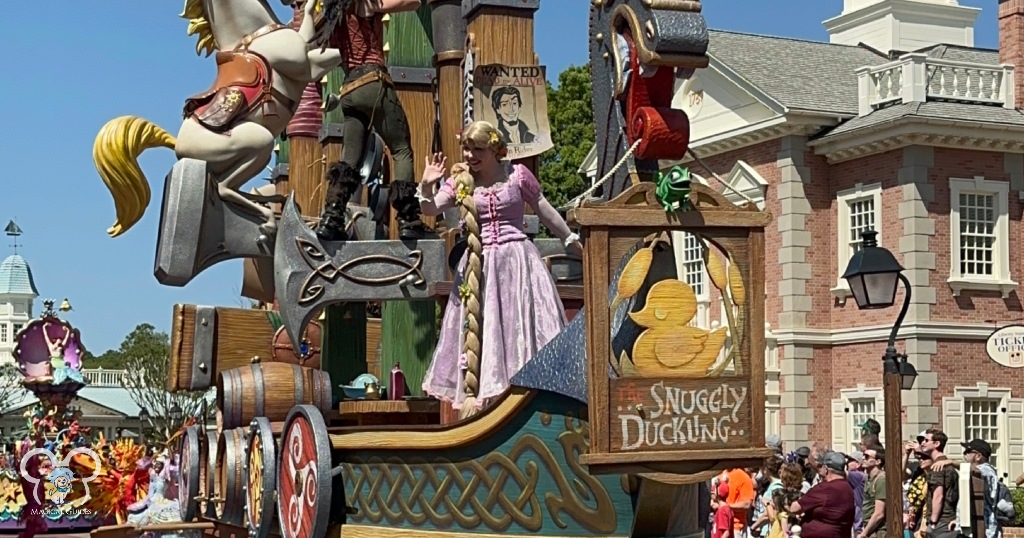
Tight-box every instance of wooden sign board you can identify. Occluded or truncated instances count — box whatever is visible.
[568,183,774,475]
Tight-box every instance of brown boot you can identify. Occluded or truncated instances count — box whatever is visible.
[316,162,360,242]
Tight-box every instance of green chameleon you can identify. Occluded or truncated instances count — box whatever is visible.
[655,166,692,212]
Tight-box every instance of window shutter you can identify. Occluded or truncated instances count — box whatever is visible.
[1005,398,1024,482]
[943,397,965,450]
[832,400,847,451]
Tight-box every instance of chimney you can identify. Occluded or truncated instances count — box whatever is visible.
[1000,0,1024,109]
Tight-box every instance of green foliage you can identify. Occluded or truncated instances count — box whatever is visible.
[539,65,594,210]
[117,323,211,444]
[1012,487,1024,526]
[81,349,129,369]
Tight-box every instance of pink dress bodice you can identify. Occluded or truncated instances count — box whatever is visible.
[438,164,542,246]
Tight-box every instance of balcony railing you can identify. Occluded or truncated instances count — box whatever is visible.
[857,53,1016,116]
[82,368,126,388]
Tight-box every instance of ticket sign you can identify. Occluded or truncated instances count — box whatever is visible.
[985,325,1024,368]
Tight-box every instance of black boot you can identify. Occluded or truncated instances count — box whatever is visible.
[316,162,360,242]
[389,180,436,239]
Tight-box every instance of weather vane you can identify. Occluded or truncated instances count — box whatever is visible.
[4,220,22,254]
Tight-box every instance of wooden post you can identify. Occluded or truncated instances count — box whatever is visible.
[429,0,466,231]
[464,0,540,176]
[378,6,440,396]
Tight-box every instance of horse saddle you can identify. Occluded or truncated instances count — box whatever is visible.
[183,51,273,133]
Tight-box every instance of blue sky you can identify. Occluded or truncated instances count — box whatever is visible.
[0,0,998,353]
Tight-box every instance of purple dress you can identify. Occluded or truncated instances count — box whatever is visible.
[422,164,568,410]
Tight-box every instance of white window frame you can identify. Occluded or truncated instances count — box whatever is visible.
[833,386,885,453]
[944,384,1019,481]
[832,182,883,304]
[672,174,711,329]
[948,177,1016,297]
[0,324,6,344]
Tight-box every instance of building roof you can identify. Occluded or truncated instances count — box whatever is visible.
[0,254,38,297]
[707,30,886,116]
[819,101,1024,139]
[707,30,1022,143]
[1,387,142,418]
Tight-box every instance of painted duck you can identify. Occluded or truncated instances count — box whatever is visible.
[628,279,728,376]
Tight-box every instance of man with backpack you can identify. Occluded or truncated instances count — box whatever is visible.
[961,438,1013,537]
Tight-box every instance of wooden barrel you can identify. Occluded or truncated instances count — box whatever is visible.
[215,427,247,525]
[246,417,278,538]
[199,430,218,519]
[277,405,333,538]
[217,363,333,431]
[176,425,201,522]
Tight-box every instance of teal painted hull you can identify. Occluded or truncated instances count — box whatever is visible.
[335,390,637,536]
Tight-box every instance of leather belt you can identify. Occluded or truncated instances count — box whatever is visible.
[339,64,392,97]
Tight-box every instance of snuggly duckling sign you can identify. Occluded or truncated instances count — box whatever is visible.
[570,180,773,474]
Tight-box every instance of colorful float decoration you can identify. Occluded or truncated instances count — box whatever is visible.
[13,299,87,408]
[86,0,790,537]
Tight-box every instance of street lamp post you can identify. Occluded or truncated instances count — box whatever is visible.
[138,406,150,443]
[169,404,183,422]
[842,230,918,538]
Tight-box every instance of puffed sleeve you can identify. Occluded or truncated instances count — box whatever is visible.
[433,177,457,210]
[515,164,543,204]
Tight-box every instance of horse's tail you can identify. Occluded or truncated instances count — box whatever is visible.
[93,116,176,238]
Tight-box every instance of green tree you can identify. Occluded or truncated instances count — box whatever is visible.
[118,323,211,444]
[539,65,594,209]
[80,349,129,370]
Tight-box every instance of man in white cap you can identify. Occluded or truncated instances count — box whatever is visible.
[846,451,867,534]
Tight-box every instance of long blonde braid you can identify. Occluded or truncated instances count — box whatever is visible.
[453,121,506,420]
[454,162,483,418]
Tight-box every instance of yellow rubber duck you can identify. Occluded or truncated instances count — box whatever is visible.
[628,279,728,377]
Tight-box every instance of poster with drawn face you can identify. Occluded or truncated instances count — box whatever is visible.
[472,64,554,160]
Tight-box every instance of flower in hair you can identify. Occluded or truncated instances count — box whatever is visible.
[458,282,472,303]
[455,181,470,203]
[458,353,468,371]
[488,131,500,145]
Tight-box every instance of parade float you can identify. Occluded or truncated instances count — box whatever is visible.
[90,0,779,537]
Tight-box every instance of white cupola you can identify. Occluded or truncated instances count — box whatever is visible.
[824,0,980,53]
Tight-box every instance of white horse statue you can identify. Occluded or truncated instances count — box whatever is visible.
[93,0,343,240]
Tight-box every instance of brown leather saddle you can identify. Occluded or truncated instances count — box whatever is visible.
[183,50,275,133]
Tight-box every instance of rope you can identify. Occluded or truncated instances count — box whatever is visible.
[453,164,483,419]
[560,138,643,211]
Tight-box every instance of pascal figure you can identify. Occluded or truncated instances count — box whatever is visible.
[313,0,425,241]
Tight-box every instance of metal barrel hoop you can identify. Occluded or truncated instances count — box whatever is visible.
[246,416,279,538]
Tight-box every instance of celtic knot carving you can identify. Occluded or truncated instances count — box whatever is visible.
[343,415,618,534]
[295,238,426,305]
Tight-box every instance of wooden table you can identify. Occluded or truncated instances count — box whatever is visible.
[337,399,441,426]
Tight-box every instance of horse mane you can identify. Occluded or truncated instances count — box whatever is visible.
[180,0,218,57]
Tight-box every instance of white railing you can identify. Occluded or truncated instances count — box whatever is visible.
[82,368,126,387]
[858,53,1016,115]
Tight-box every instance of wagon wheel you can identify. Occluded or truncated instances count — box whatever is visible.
[177,425,201,522]
[277,404,333,538]
[200,431,218,518]
[246,417,278,538]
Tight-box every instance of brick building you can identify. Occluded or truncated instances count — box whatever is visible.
[583,0,1024,479]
